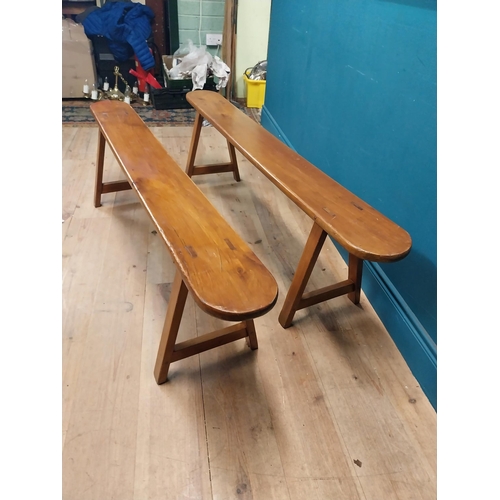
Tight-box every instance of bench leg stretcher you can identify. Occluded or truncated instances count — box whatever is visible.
[278,222,363,329]
[185,112,241,182]
[154,270,258,385]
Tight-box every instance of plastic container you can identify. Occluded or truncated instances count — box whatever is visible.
[151,85,218,110]
[162,55,215,91]
[151,88,192,110]
[243,72,266,108]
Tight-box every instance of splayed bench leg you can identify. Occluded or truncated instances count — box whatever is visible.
[93,129,132,207]
[185,111,241,181]
[347,253,363,304]
[154,271,189,384]
[279,223,327,329]
[94,130,106,207]
[278,222,364,328]
[154,270,259,385]
[185,112,204,178]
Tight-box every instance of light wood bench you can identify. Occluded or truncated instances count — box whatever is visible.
[185,90,412,329]
[90,100,278,384]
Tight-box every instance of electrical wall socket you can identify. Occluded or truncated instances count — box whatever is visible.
[206,33,223,46]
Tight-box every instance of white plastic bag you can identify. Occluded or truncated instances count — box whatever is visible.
[169,39,231,91]
[211,56,230,90]
[191,63,209,90]
[173,39,196,58]
[169,41,212,80]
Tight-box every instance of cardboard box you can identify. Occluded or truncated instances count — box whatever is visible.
[162,55,215,91]
[62,18,97,98]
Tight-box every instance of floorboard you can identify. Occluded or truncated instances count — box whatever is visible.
[62,125,436,500]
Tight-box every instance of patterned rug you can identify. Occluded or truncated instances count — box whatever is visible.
[62,98,261,127]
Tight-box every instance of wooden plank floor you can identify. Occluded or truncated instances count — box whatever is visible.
[62,124,436,500]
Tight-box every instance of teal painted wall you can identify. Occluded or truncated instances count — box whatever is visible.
[262,0,436,407]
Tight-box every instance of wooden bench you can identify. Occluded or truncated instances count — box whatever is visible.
[90,100,278,384]
[185,90,412,328]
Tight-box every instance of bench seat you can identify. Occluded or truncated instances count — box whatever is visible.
[184,90,412,328]
[90,100,278,383]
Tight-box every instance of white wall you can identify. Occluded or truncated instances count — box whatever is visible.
[235,0,271,99]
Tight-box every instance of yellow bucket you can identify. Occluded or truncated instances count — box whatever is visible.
[243,71,266,108]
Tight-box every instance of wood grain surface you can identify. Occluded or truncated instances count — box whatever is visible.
[186,90,412,263]
[62,125,436,500]
[90,100,278,322]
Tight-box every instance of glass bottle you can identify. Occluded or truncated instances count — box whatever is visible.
[124,85,131,104]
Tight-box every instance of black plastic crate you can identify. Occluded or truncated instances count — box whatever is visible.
[151,88,192,110]
[151,84,218,110]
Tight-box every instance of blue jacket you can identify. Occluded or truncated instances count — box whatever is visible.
[82,1,155,70]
